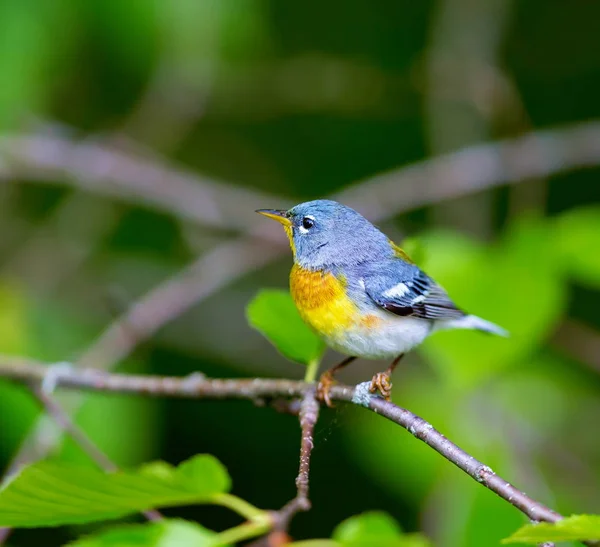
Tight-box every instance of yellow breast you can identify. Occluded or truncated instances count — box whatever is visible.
[290,265,358,337]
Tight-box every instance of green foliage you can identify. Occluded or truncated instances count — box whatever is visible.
[0,455,230,527]
[555,205,600,288]
[0,0,598,544]
[246,289,325,366]
[332,512,432,547]
[420,219,566,388]
[68,519,225,547]
[0,0,68,127]
[399,237,427,265]
[0,281,40,457]
[503,515,600,544]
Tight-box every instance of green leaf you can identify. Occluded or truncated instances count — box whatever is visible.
[555,206,600,288]
[68,519,228,547]
[333,512,431,547]
[0,1,54,127]
[0,455,230,527]
[419,224,566,388]
[333,511,403,542]
[246,289,325,365]
[503,515,600,544]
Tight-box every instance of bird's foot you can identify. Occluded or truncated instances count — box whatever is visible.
[316,370,336,408]
[369,371,392,401]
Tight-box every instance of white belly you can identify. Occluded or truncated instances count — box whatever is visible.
[323,312,432,360]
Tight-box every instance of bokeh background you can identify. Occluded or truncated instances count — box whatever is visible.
[0,1,599,545]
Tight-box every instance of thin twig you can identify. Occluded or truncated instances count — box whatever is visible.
[0,356,595,545]
[29,384,163,522]
[274,389,320,533]
[357,390,561,524]
[31,385,117,472]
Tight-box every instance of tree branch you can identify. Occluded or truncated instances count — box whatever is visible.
[0,355,593,545]
[77,237,282,371]
[3,120,600,234]
[335,119,600,220]
[273,389,320,534]
[0,128,292,233]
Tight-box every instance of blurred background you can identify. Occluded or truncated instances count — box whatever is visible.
[0,1,599,545]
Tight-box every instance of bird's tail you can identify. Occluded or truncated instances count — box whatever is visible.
[436,314,509,337]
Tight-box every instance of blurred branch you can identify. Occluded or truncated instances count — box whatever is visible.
[2,192,121,293]
[423,0,512,236]
[2,120,600,235]
[119,62,212,152]
[0,129,292,233]
[30,384,119,474]
[78,237,283,370]
[336,119,600,219]
[0,356,595,545]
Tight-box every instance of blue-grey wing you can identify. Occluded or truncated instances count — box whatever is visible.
[362,260,465,320]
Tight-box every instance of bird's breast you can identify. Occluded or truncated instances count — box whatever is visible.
[290,265,358,337]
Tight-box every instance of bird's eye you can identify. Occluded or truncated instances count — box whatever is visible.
[302,216,315,230]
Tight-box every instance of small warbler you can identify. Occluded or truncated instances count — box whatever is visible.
[257,200,507,405]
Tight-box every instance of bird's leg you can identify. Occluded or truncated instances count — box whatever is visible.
[370,354,404,401]
[316,356,357,407]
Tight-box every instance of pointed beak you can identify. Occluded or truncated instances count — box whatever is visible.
[255,209,292,227]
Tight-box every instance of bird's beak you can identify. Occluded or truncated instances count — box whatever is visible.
[255,209,292,227]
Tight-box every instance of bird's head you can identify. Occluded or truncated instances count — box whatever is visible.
[256,199,391,269]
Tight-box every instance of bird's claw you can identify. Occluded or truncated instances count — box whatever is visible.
[316,371,336,408]
[369,372,392,401]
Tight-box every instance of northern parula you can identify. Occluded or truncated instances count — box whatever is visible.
[257,199,507,405]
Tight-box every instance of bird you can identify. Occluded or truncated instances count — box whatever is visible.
[256,199,507,406]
